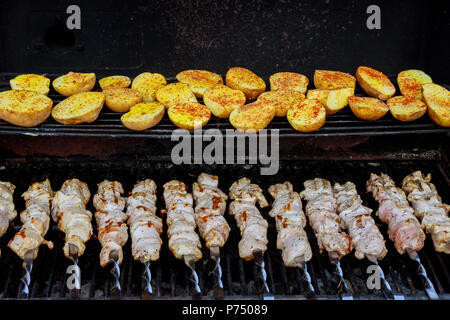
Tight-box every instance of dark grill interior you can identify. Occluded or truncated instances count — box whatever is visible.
[0,160,448,300]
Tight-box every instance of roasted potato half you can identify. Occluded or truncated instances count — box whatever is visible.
[306,87,354,114]
[203,84,246,118]
[287,99,326,133]
[0,90,53,127]
[121,102,165,131]
[131,72,167,102]
[229,101,275,132]
[387,96,427,122]
[422,83,450,127]
[176,70,223,98]
[313,70,356,90]
[52,72,96,97]
[52,92,105,125]
[257,90,305,117]
[225,67,266,100]
[397,70,432,101]
[348,96,389,121]
[10,74,51,95]
[99,75,131,90]
[156,82,197,108]
[356,66,395,100]
[269,72,309,94]
[167,102,211,130]
[103,88,142,113]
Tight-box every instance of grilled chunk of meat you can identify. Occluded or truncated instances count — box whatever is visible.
[0,181,16,256]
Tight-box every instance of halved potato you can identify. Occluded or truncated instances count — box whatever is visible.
[103,88,142,113]
[203,84,246,118]
[167,102,211,130]
[0,90,53,127]
[225,67,266,100]
[306,88,354,114]
[156,82,197,108]
[99,75,131,90]
[313,70,356,90]
[131,72,167,102]
[229,101,275,132]
[397,70,433,101]
[387,96,427,122]
[121,102,165,131]
[269,72,309,93]
[257,90,305,117]
[422,83,450,127]
[348,96,389,120]
[51,92,105,125]
[306,89,329,106]
[10,74,51,95]
[176,70,223,98]
[287,99,326,132]
[52,72,96,97]
[356,66,395,100]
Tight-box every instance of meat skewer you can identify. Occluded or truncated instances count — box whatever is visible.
[163,180,202,296]
[8,179,54,298]
[229,177,272,298]
[93,180,128,295]
[192,173,230,297]
[0,181,17,258]
[401,171,450,254]
[268,182,314,295]
[126,179,163,298]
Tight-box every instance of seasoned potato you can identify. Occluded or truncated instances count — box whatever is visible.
[422,83,450,127]
[156,82,197,108]
[269,72,309,94]
[287,99,326,132]
[387,96,427,122]
[225,67,266,100]
[121,102,165,131]
[103,88,142,113]
[52,72,96,97]
[99,75,131,90]
[167,102,211,130]
[51,92,105,125]
[257,90,305,117]
[131,72,167,102]
[397,70,432,101]
[10,74,51,95]
[229,101,275,132]
[176,70,223,98]
[348,96,389,120]
[203,84,246,118]
[306,87,354,114]
[313,70,356,90]
[0,90,53,127]
[355,66,395,100]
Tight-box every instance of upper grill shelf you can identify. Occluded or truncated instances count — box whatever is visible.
[0,73,448,139]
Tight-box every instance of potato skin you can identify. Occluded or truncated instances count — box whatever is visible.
[0,90,53,127]
[313,70,356,90]
[397,70,432,101]
[103,88,142,113]
[348,96,389,121]
[52,92,105,125]
[229,101,275,132]
[52,72,96,97]
[287,99,326,132]
[269,72,309,93]
[387,96,427,122]
[99,75,131,90]
[176,70,223,98]
[257,90,305,117]
[203,84,246,118]
[156,82,197,108]
[10,74,51,95]
[167,102,211,130]
[131,73,167,102]
[356,66,395,101]
[422,83,450,127]
[225,67,266,100]
[121,102,165,131]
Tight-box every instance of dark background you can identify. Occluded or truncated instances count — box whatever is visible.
[0,0,448,81]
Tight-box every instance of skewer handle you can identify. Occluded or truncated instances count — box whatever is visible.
[109,251,121,297]
[407,250,439,300]
[184,256,201,298]
[142,261,153,299]
[210,247,224,299]
[18,259,33,298]
[253,251,273,300]
[301,263,315,298]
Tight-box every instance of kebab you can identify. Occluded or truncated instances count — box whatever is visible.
[163,180,202,295]
[401,171,450,254]
[8,179,54,297]
[0,181,16,257]
[126,179,163,297]
[192,173,230,296]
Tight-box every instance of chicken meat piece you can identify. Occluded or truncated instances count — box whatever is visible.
[0,181,16,256]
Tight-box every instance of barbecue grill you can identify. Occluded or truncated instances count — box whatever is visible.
[0,0,449,303]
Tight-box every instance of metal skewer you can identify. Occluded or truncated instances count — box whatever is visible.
[68,244,81,299]
[294,257,315,298]
[18,249,35,299]
[109,250,121,297]
[141,260,153,300]
[253,250,274,300]
[210,246,224,299]
[328,251,353,300]
[407,249,439,300]
[184,255,201,299]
